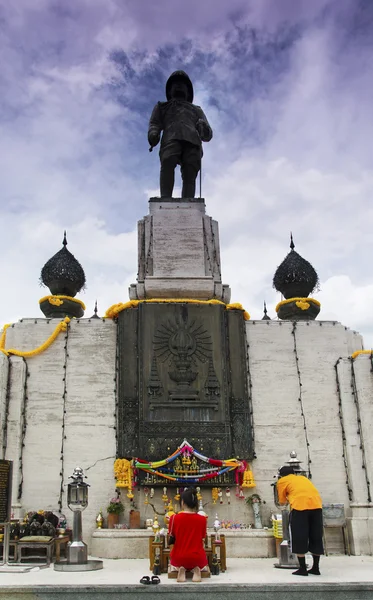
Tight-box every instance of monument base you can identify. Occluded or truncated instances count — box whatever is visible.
[54,559,103,571]
[130,197,231,303]
[91,529,276,559]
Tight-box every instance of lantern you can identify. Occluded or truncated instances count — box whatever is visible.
[67,467,89,511]
[54,467,103,571]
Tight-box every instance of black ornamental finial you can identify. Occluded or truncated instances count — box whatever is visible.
[273,235,319,299]
[40,232,86,298]
[91,300,100,319]
[262,301,271,320]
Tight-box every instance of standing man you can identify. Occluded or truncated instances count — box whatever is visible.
[148,70,213,198]
[277,465,324,576]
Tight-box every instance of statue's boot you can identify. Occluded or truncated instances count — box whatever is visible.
[181,165,199,198]
[160,157,177,197]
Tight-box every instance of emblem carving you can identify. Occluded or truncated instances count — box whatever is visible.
[147,314,221,403]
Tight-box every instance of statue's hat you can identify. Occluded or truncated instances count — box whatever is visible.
[166,70,194,102]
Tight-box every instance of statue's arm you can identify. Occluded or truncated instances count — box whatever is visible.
[148,103,163,148]
[195,106,213,142]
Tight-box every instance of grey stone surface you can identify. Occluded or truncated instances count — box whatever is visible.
[91,529,275,559]
[130,199,231,302]
[1,556,373,599]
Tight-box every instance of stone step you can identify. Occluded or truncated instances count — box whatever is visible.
[1,582,373,600]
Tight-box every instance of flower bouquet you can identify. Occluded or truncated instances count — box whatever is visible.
[106,496,124,529]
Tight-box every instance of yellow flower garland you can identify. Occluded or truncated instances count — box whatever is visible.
[39,295,86,310]
[0,324,11,352]
[351,350,372,360]
[0,317,70,358]
[105,298,250,320]
[295,300,310,311]
[275,297,320,313]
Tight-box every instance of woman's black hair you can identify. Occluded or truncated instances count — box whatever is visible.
[278,466,295,478]
[181,487,198,509]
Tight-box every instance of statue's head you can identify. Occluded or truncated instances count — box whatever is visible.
[166,70,194,103]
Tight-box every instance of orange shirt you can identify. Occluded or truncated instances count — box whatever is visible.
[277,474,322,510]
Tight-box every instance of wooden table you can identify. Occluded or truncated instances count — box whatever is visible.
[18,537,55,566]
[54,535,70,562]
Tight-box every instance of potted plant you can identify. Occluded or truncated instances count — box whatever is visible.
[129,500,140,529]
[106,496,124,529]
[245,494,263,529]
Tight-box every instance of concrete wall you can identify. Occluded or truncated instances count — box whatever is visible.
[1,316,373,554]
[1,318,116,545]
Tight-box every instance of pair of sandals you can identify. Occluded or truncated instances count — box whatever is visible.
[140,575,161,585]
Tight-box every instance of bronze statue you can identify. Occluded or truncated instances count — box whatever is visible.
[148,70,213,198]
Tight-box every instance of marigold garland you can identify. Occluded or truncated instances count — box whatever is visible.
[0,324,11,354]
[105,298,250,320]
[275,297,320,313]
[295,300,310,311]
[0,317,70,358]
[351,350,372,360]
[39,295,86,310]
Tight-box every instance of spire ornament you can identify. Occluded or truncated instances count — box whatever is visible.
[273,234,320,321]
[261,302,271,321]
[91,301,100,319]
[39,232,86,318]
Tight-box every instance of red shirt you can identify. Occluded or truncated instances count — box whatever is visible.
[168,512,208,570]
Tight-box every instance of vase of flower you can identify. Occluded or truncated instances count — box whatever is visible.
[107,513,119,529]
[106,495,124,529]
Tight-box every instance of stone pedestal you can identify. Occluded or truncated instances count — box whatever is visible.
[90,529,276,559]
[348,504,373,555]
[129,198,231,302]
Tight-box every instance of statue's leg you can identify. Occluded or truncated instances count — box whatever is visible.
[160,141,181,197]
[181,143,201,198]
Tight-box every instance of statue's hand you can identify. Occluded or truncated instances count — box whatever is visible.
[148,131,160,147]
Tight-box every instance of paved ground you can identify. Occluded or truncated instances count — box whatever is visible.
[0,555,372,587]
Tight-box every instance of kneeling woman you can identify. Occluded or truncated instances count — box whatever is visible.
[168,487,208,582]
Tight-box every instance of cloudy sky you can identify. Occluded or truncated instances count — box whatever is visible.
[1,0,372,346]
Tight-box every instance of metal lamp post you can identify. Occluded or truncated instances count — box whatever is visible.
[54,467,103,571]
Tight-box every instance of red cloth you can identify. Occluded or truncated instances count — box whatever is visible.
[168,512,208,570]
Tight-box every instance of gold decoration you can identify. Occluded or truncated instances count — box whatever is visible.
[212,487,219,504]
[242,466,256,489]
[295,300,310,310]
[39,295,86,310]
[105,298,250,321]
[351,350,372,359]
[164,500,176,525]
[96,509,104,529]
[275,297,320,313]
[114,458,133,493]
[152,514,160,535]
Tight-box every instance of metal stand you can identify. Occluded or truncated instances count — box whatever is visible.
[274,510,299,569]
[54,504,103,571]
